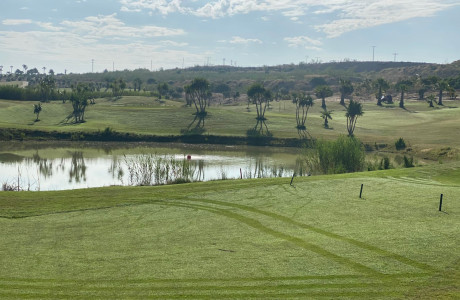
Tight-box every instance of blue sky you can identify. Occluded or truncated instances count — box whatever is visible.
[1,0,459,74]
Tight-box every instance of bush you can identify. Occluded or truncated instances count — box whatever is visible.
[313,135,365,174]
[71,132,85,141]
[2,182,18,191]
[395,138,406,150]
[403,155,414,168]
[380,157,391,170]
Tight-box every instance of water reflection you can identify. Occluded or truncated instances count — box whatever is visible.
[31,152,53,179]
[0,145,303,191]
[69,152,87,183]
[108,156,124,182]
[195,159,205,181]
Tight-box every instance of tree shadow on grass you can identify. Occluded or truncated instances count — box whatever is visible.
[180,114,206,135]
[58,113,86,126]
[297,128,313,139]
[246,119,272,138]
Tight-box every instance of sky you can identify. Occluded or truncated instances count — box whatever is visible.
[1,0,459,74]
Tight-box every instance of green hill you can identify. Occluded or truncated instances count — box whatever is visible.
[1,164,459,298]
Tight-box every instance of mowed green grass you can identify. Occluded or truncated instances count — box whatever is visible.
[1,164,459,299]
[1,97,460,149]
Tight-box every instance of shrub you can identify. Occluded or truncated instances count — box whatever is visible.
[380,157,391,170]
[71,132,85,141]
[2,182,18,191]
[313,135,365,174]
[403,155,414,168]
[395,138,406,150]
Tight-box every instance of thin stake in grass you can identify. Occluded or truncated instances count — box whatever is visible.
[359,184,364,198]
[439,194,443,211]
[290,172,296,186]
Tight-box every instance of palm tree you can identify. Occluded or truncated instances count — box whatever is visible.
[321,110,333,128]
[42,67,46,75]
[345,100,363,136]
[157,82,169,99]
[248,83,271,120]
[435,79,449,105]
[416,77,435,100]
[33,103,42,121]
[339,79,354,105]
[395,79,413,108]
[0,65,3,76]
[133,77,142,92]
[447,86,457,100]
[427,94,436,107]
[294,93,313,129]
[22,64,28,74]
[188,78,211,117]
[315,85,333,109]
[374,78,390,106]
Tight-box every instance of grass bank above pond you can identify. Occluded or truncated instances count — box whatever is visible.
[1,96,460,151]
[0,127,307,147]
[1,163,459,298]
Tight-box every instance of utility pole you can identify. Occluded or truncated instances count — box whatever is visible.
[393,52,398,62]
[91,59,94,73]
[113,61,115,72]
[150,60,152,71]
[182,58,185,69]
[223,58,226,66]
[372,46,376,62]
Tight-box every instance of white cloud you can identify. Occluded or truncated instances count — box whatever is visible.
[2,19,33,26]
[120,6,141,12]
[0,29,202,72]
[314,0,460,38]
[119,0,187,15]
[223,36,263,44]
[284,35,322,50]
[61,14,185,39]
[159,40,188,47]
[282,8,306,18]
[36,22,62,32]
[119,0,460,37]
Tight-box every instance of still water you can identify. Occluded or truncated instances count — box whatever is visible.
[0,142,304,191]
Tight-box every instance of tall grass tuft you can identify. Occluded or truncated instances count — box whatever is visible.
[124,154,196,186]
[305,135,365,174]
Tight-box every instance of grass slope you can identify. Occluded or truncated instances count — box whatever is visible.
[1,164,459,299]
[1,97,460,151]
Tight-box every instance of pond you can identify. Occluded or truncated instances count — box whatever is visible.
[0,142,305,191]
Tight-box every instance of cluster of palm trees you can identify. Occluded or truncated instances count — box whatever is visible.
[369,76,456,108]
[184,78,364,137]
[291,80,362,136]
[0,64,54,84]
